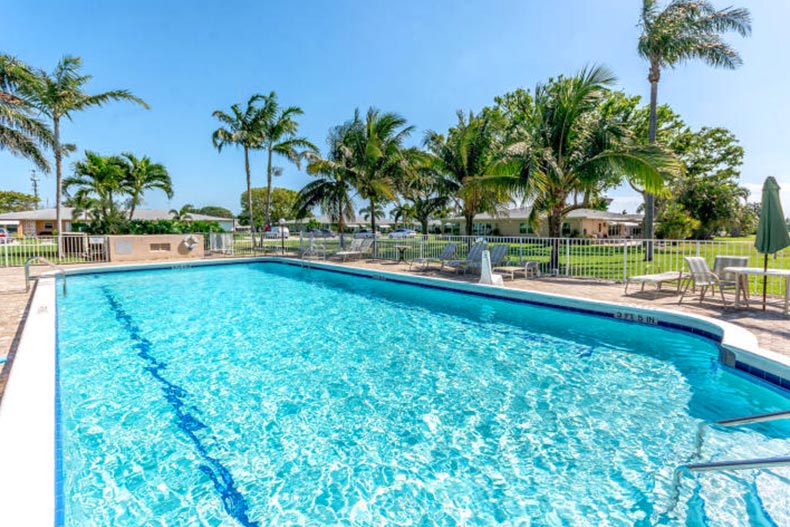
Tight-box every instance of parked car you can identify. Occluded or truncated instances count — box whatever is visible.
[305,228,337,238]
[388,228,417,239]
[0,228,7,243]
[264,226,290,239]
[354,229,381,239]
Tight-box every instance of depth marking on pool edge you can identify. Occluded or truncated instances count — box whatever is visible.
[99,286,258,527]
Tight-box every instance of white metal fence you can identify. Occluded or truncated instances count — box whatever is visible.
[0,233,109,268]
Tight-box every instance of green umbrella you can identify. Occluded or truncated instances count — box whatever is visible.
[754,176,790,309]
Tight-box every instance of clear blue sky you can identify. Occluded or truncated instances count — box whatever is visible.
[2,0,789,214]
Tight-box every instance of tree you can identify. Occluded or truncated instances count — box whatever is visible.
[638,0,751,248]
[0,190,40,213]
[424,110,510,236]
[655,202,699,239]
[0,55,53,170]
[23,55,148,246]
[491,66,682,268]
[169,204,194,222]
[118,152,172,220]
[254,92,317,228]
[64,151,128,234]
[295,124,357,237]
[240,187,300,227]
[359,203,385,222]
[193,206,234,218]
[212,95,266,237]
[390,203,414,228]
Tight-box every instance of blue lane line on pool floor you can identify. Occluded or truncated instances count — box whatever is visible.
[100,285,258,527]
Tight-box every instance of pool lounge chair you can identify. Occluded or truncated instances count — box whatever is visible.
[459,244,508,274]
[409,242,458,270]
[442,241,485,273]
[678,257,727,305]
[333,238,373,262]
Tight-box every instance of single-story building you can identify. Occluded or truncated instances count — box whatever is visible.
[0,208,236,235]
[447,207,644,238]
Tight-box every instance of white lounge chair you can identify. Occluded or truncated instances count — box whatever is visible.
[460,244,508,274]
[625,268,682,294]
[409,242,458,270]
[678,257,727,305]
[333,238,373,262]
[443,241,485,273]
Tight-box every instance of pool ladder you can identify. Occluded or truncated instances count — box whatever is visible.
[24,256,67,295]
[667,410,790,513]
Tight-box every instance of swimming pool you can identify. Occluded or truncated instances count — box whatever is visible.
[54,261,789,525]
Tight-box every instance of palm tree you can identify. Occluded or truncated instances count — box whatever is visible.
[424,110,511,236]
[64,151,128,233]
[359,203,385,222]
[0,55,53,170]
[212,95,265,239]
[295,125,357,242]
[119,153,173,220]
[23,55,148,251]
[495,65,682,269]
[391,203,414,228]
[638,0,751,249]
[255,92,317,228]
[169,204,194,222]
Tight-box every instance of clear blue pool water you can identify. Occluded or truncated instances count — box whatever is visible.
[57,262,790,526]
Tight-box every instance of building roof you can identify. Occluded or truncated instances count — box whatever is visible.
[0,208,234,223]
[447,207,642,223]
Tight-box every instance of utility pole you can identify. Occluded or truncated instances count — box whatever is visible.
[30,169,40,209]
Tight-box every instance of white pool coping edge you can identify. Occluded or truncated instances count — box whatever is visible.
[0,256,787,527]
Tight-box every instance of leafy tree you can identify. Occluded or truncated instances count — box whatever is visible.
[395,159,451,234]
[490,66,681,268]
[212,95,266,236]
[655,202,699,239]
[638,0,751,246]
[23,55,148,248]
[118,152,172,220]
[359,203,385,222]
[296,125,357,237]
[424,110,510,236]
[240,187,301,227]
[390,203,414,228]
[0,55,53,170]
[254,92,317,228]
[64,151,129,233]
[192,206,234,218]
[0,190,40,213]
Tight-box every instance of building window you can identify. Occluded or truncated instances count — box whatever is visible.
[519,222,534,235]
[561,222,571,236]
[43,222,53,229]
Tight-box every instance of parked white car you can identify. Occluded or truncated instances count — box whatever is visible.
[354,229,381,239]
[264,226,290,239]
[388,228,417,239]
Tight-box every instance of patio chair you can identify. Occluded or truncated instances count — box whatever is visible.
[299,235,328,259]
[443,241,485,273]
[459,244,508,274]
[713,255,750,306]
[333,238,373,262]
[409,242,457,270]
[678,257,727,305]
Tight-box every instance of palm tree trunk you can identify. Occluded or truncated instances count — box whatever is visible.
[128,193,138,221]
[265,146,273,229]
[644,60,660,261]
[369,197,377,257]
[548,209,562,271]
[464,213,474,236]
[54,116,62,259]
[244,147,255,246]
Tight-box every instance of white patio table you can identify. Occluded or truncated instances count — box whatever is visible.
[724,266,790,315]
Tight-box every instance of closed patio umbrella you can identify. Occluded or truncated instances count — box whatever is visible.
[754,177,790,310]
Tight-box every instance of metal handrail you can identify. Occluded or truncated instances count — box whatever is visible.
[683,457,790,473]
[714,410,790,428]
[24,256,67,295]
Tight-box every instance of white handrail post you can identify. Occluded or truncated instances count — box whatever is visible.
[623,240,628,283]
[565,238,570,276]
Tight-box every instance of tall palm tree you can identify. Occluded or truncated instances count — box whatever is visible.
[255,92,317,228]
[23,55,148,251]
[212,95,265,239]
[424,110,511,236]
[119,153,173,220]
[64,151,128,233]
[359,203,385,222]
[169,204,194,222]
[391,203,414,228]
[495,65,682,268]
[295,125,357,242]
[638,0,751,248]
[0,55,53,170]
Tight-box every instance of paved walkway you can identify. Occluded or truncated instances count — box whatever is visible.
[0,268,32,396]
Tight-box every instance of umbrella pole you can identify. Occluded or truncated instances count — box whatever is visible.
[762,253,768,311]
